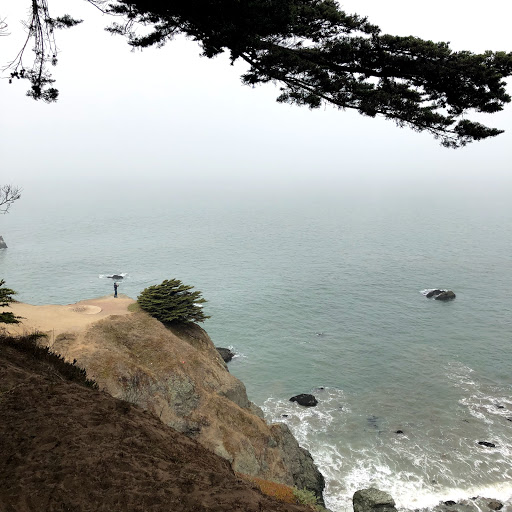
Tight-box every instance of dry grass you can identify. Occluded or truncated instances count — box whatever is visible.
[127,302,141,313]
[237,474,296,504]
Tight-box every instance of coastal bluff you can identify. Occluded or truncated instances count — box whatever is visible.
[0,333,315,512]
[7,296,325,505]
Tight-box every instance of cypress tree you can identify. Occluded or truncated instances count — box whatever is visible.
[137,279,209,324]
[7,0,512,147]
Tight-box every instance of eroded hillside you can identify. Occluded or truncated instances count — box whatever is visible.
[0,335,314,512]
[51,311,325,502]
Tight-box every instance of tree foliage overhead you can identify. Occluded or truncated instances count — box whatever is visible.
[7,0,512,147]
[4,0,83,102]
[0,280,21,324]
[137,279,209,324]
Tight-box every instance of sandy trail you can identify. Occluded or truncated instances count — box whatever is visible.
[5,294,135,341]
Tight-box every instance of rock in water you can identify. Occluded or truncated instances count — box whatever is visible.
[289,394,318,407]
[0,236,7,249]
[353,488,397,512]
[426,289,444,298]
[478,441,496,448]
[435,290,456,301]
[216,347,235,363]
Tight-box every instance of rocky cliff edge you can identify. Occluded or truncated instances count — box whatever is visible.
[0,333,317,512]
[51,310,325,503]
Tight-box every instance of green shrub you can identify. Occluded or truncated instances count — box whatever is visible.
[0,279,21,324]
[137,279,209,324]
[293,488,318,506]
[292,488,328,511]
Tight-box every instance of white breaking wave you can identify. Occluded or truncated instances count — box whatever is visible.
[227,345,247,360]
[420,288,447,296]
[99,272,128,279]
[262,383,512,512]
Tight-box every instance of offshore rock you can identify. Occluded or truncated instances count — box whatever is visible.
[353,488,397,512]
[0,236,7,249]
[290,394,318,407]
[435,290,456,301]
[52,314,324,502]
[426,289,444,298]
[478,441,496,448]
[216,347,235,363]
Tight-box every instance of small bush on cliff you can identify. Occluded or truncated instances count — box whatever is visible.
[292,488,327,511]
[0,279,21,324]
[137,279,209,324]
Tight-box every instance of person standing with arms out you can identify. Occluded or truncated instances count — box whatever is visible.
[114,282,119,298]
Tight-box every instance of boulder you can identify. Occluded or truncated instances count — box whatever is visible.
[466,498,505,512]
[216,347,235,363]
[0,236,7,249]
[290,394,318,407]
[478,441,496,448]
[353,488,397,512]
[435,291,456,301]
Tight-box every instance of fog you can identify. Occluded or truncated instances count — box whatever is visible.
[1,0,512,205]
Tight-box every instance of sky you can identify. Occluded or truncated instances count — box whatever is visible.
[1,0,512,203]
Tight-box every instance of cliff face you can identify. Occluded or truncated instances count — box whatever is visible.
[0,335,314,512]
[52,312,325,502]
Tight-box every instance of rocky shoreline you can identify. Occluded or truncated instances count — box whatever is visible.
[353,488,511,512]
[4,298,510,512]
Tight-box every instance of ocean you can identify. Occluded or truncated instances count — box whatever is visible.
[1,177,511,511]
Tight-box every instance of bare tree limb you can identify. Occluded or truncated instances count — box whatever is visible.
[0,185,22,214]
[0,17,9,36]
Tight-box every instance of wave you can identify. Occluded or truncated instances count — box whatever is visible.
[227,345,247,361]
[262,384,512,512]
[420,289,447,296]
